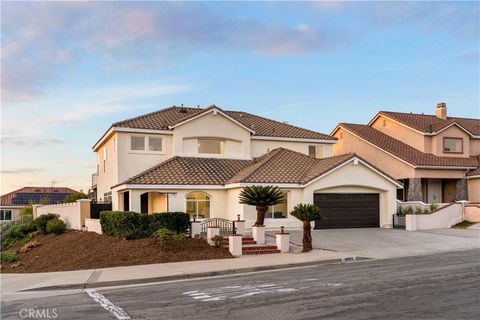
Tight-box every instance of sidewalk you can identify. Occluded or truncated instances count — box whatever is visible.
[1,249,354,293]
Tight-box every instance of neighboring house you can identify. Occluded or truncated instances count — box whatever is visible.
[332,103,480,204]
[93,105,402,229]
[0,187,78,222]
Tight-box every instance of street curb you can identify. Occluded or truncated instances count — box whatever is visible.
[21,257,370,291]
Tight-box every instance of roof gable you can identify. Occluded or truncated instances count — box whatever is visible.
[109,105,335,141]
[371,111,480,136]
[167,105,256,134]
[338,123,480,169]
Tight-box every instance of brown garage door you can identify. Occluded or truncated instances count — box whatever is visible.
[314,193,379,229]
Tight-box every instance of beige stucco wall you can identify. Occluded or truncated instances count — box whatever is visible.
[431,125,470,158]
[251,140,333,158]
[333,127,415,179]
[465,205,480,222]
[333,127,469,180]
[467,178,480,202]
[469,139,480,155]
[371,116,428,152]
[173,112,251,159]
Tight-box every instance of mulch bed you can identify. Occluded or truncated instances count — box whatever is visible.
[0,230,233,273]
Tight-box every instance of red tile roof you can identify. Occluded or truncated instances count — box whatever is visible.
[117,148,365,186]
[1,187,78,206]
[112,105,335,140]
[467,167,480,177]
[378,111,480,135]
[339,123,480,168]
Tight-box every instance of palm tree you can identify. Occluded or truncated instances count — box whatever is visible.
[290,203,322,252]
[239,185,284,226]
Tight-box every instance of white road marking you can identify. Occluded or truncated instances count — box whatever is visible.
[85,289,131,320]
[182,281,344,302]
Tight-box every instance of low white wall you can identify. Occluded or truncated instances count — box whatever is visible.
[406,203,463,231]
[33,199,91,230]
[397,200,448,212]
[465,205,480,223]
[85,218,102,234]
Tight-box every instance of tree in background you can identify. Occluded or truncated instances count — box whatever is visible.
[64,191,89,203]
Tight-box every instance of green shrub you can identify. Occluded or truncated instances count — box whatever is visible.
[1,222,36,249]
[100,211,190,239]
[46,219,66,235]
[0,251,18,262]
[404,206,414,214]
[33,213,59,234]
[429,203,438,212]
[64,191,89,203]
[211,235,224,248]
[153,228,175,241]
[149,212,190,234]
[100,211,150,239]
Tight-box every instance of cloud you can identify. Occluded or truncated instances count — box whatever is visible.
[1,168,43,174]
[1,137,64,147]
[1,1,477,102]
[0,2,337,102]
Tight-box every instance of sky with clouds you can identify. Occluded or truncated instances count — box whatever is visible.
[1,1,479,194]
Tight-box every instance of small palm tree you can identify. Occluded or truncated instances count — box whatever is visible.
[239,185,284,226]
[290,203,322,252]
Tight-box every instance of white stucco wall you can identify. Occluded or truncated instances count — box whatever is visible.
[251,139,332,158]
[303,161,399,228]
[96,133,119,201]
[172,112,251,159]
[405,202,463,230]
[33,200,91,230]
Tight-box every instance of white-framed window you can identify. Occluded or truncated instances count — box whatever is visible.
[130,135,164,153]
[0,209,13,221]
[198,138,224,154]
[103,192,112,203]
[265,192,287,219]
[308,145,324,158]
[131,136,146,151]
[149,137,163,152]
[186,192,210,220]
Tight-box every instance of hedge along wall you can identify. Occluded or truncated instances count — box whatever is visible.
[100,211,190,240]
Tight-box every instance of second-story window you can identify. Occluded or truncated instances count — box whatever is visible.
[131,136,146,151]
[149,137,163,152]
[131,135,164,153]
[198,138,224,154]
[443,137,463,154]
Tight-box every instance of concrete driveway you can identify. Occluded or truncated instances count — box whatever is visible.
[282,228,480,259]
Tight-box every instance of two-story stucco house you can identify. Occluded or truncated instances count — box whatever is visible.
[332,103,480,204]
[92,105,402,229]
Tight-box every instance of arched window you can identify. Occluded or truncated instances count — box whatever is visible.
[186,192,210,220]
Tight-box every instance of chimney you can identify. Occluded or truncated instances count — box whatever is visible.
[436,102,447,120]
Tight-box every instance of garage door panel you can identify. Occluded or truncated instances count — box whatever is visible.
[314,193,379,229]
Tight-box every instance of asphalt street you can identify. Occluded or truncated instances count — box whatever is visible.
[2,249,479,320]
